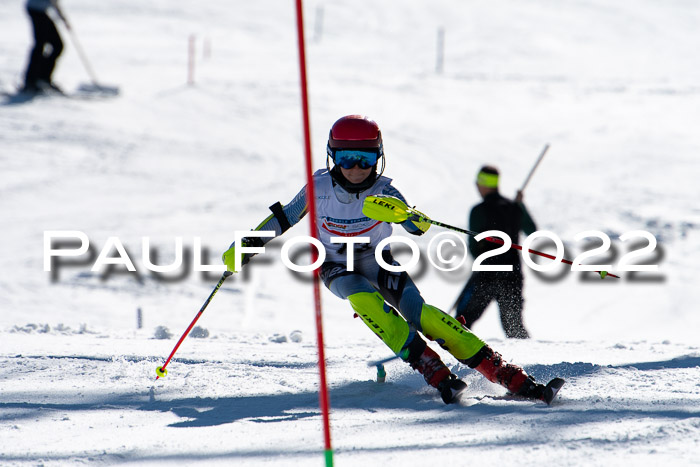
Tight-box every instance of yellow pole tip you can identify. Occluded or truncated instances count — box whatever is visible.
[156,366,167,377]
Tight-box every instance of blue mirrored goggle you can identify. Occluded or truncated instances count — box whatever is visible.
[333,149,379,169]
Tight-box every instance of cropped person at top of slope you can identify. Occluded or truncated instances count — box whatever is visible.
[222,115,560,404]
[23,0,69,94]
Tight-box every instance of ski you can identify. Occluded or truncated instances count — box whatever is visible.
[1,90,40,105]
[542,377,565,405]
[438,375,468,404]
[75,82,120,98]
[466,377,565,405]
[2,83,119,105]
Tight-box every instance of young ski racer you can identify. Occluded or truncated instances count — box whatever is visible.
[222,115,563,405]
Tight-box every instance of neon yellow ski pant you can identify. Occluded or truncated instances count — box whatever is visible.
[348,292,411,355]
[348,292,485,361]
[419,304,485,361]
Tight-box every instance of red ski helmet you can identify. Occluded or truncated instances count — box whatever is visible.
[327,115,383,153]
[326,115,385,175]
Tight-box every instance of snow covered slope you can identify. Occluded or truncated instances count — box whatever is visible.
[1,0,699,465]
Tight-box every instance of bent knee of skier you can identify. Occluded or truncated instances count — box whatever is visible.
[328,273,375,300]
[397,284,425,330]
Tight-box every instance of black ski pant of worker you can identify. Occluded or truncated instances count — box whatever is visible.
[24,8,63,90]
[455,268,529,339]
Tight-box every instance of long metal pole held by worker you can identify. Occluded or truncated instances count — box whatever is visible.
[56,4,119,95]
[520,143,550,193]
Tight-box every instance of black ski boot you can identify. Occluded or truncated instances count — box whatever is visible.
[402,335,467,404]
[437,374,468,404]
[542,378,565,405]
[517,376,565,405]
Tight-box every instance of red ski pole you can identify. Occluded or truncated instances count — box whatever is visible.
[363,196,618,279]
[155,271,232,380]
[424,217,619,279]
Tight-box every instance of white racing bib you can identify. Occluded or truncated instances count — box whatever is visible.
[313,169,394,262]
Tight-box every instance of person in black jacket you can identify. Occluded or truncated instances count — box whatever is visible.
[23,0,67,93]
[454,165,537,338]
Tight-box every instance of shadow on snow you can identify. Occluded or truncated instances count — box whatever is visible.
[1,355,699,463]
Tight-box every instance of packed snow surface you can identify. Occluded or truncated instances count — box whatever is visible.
[1,0,699,465]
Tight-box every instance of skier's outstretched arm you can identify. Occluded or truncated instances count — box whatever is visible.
[222,186,308,272]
